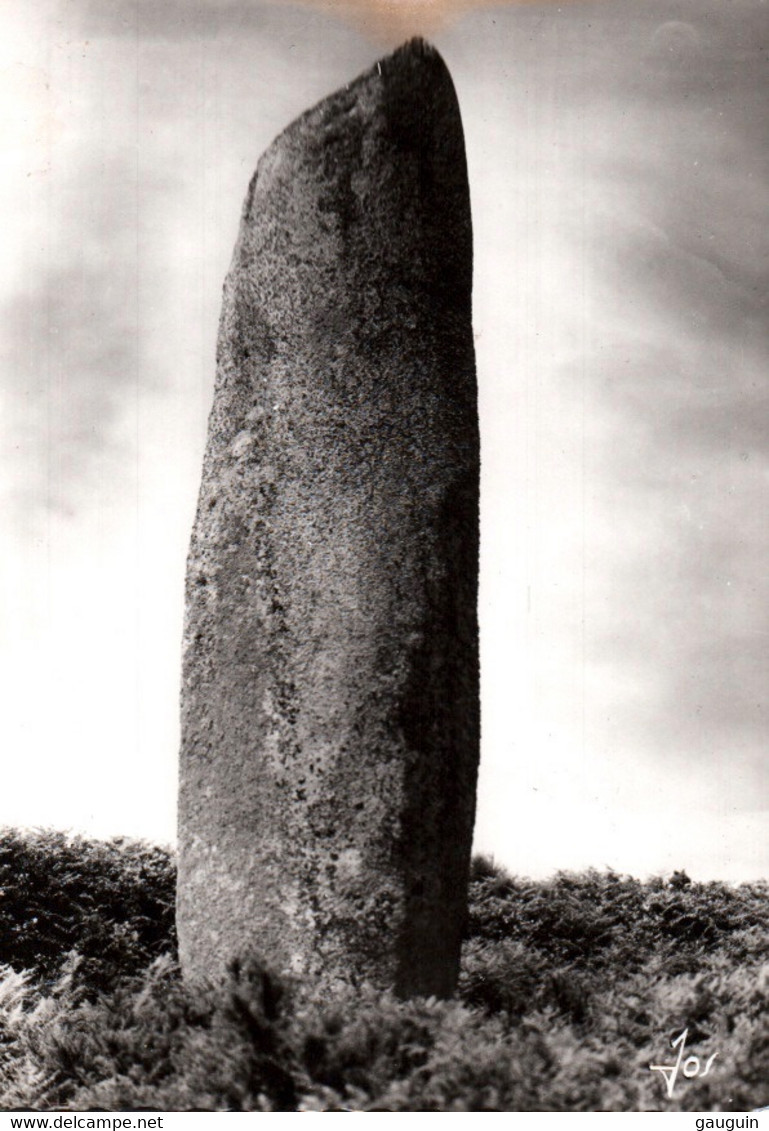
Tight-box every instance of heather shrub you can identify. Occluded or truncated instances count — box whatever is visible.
[468,866,769,977]
[0,829,176,993]
[2,957,301,1112]
[459,938,549,1015]
[2,829,769,1111]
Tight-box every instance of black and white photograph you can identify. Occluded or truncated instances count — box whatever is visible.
[1,0,768,1113]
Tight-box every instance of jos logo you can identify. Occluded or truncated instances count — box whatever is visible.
[650,1028,718,1098]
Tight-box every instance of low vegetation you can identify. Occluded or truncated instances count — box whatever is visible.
[1,829,768,1111]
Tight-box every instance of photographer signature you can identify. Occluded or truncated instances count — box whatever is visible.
[650,1028,718,1098]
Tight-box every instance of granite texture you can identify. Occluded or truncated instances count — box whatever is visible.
[177,38,480,997]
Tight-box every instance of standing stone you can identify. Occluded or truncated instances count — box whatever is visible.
[177,38,480,998]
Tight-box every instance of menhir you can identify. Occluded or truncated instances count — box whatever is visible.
[177,38,480,998]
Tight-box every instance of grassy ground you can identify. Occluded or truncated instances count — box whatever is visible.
[1,828,768,1111]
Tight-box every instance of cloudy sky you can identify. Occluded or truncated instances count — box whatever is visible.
[1,0,767,880]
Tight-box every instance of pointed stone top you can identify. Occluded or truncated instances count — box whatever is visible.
[376,37,456,102]
[245,36,471,297]
[385,36,446,68]
[252,37,463,181]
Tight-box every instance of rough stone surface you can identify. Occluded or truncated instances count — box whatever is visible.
[177,38,480,998]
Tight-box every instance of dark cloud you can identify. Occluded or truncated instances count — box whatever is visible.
[63,0,365,46]
[1,155,143,532]
[472,0,769,806]
[1,4,375,539]
[61,0,599,44]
